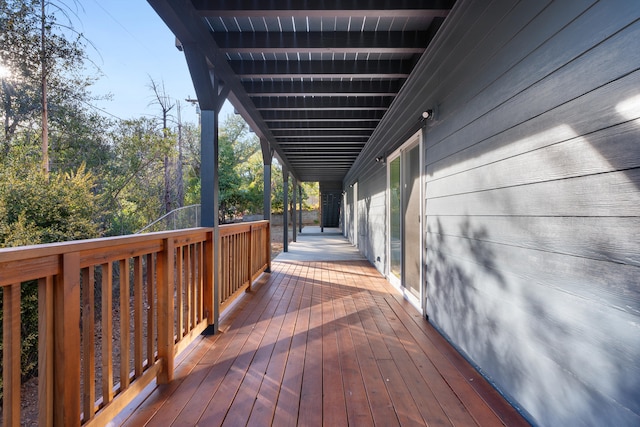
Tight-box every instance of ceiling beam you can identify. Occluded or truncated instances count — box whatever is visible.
[192,0,454,18]
[214,32,428,54]
[242,80,404,97]
[230,60,413,79]
[260,110,385,121]
[276,138,368,144]
[272,130,372,137]
[252,97,393,110]
[273,127,376,131]
[282,147,363,153]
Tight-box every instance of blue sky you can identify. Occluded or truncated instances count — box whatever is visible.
[77,0,232,125]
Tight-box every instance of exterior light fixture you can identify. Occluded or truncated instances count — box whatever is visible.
[375,155,386,164]
[422,109,433,120]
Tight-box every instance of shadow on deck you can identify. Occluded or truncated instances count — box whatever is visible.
[114,230,529,426]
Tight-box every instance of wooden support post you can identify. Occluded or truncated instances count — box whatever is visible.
[158,238,175,384]
[261,139,272,223]
[54,252,81,427]
[292,179,297,242]
[283,167,289,252]
[299,185,303,233]
[183,43,222,334]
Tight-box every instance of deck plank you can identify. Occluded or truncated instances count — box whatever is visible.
[119,259,530,427]
[298,263,324,427]
[320,262,349,427]
[332,263,376,427]
[272,263,312,426]
[245,262,305,427]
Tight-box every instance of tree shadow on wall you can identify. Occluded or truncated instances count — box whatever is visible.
[426,217,529,418]
[426,216,640,426]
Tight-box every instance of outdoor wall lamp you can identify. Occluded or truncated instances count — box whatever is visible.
[375,155,386,164]
[422,109,434,120]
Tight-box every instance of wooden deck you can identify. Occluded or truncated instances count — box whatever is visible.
[117,260,529,427]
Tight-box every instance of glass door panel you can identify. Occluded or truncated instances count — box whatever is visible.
[389,156,401,280]
[403,145,421,299]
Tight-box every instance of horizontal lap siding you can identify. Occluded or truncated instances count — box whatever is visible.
[357,167,387,274]
[345,186,355,242]
[424,1,640,426]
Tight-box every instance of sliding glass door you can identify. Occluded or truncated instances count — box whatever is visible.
[389,156,402,280]
[387,131,422,305]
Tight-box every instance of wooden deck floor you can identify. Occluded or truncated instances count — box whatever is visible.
[117,260,529,427]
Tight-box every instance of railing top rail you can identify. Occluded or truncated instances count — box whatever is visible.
[0,227,214,263]
[220,220,269,228]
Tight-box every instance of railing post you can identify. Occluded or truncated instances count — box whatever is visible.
[247,225,253,292]
[267,221,271,273]
[53,253,81,427]
[203,230,215,326]
[158,237,175,384]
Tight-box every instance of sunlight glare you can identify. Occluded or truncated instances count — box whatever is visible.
[616,93,640,120]
[0,63,10,79]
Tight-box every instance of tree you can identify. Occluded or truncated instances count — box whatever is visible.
[0,0,96,170]
[148,77,175,214]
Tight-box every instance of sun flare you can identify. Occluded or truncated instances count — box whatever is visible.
[0,63,11,79]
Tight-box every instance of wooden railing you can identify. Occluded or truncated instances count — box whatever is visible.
[219,220,270,311]
[0,222,270,426]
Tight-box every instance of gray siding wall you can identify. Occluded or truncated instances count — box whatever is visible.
[351,165,387,274]
[344,185,355,241]
[424,1,640,426]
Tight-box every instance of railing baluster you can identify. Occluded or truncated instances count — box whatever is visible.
[146,254,155,367]
[101,262,114,404]
[190,244,196,329]
[82,266,96,421]
[185,244,192,331]
[3,283,22,427]
[176,246,183,339]
[134,257,144,377]
[119,258,130,390]
[38,276,54,427]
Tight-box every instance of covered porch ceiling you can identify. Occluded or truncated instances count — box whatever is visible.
[148,0,455,183]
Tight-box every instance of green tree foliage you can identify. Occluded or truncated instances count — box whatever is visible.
[0,142,99,247]
[0,0,98,154]
[218,114,259,222]
[100,117,174,235]
[0,141,99,397]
